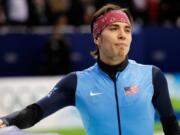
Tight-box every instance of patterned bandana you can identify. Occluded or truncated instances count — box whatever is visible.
[93,10,131,37]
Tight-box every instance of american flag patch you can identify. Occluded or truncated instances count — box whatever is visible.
[124,85,139,96]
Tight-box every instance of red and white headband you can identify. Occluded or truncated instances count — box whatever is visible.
[93,10,131,37]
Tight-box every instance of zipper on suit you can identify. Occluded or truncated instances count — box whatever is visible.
[113,77,121,135]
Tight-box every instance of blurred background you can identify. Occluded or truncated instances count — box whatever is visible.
[0,0,179,135]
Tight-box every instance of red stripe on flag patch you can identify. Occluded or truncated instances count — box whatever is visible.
[124,85,139,96]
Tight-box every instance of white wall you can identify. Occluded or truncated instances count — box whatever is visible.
[0,76,83,129]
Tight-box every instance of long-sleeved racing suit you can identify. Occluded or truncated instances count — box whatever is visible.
[1,59,180,135]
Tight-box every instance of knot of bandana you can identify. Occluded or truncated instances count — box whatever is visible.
[93,10,130,37]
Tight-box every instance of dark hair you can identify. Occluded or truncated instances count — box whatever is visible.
[90,3,134,59]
